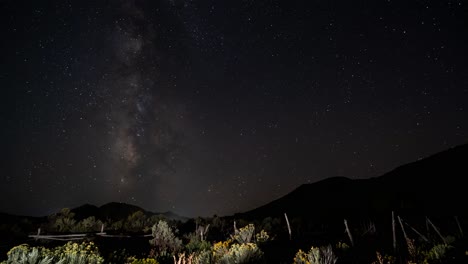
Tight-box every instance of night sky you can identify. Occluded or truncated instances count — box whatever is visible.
[1,0,467,218]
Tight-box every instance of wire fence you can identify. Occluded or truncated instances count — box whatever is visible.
[27,225,152,241]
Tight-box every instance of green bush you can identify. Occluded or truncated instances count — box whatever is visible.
[185,234,212,253]
[73,216,103,232]
[149,220,182,257]
[427,244,453,262]
[106,248,132,264]
[48,208,76,233]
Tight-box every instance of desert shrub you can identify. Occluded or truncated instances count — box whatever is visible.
[125,211,151,232]
[293,249,310,264]
[404,237,453,264]
[127,257,159,264]
[255,230,269,243]
[107,248,133,264]
[232,224,255,244]
[52,241,104,264]
[109,219,124,231]
[48,208,76,232]
[427,243,449,260]
[185,233,212,253]
[149,220,182,257]
[424,243,453,263]
[207,216,229,241]
[217,243,264,264]
[371,252,396,264]
[293,245,337,264]
[259,217,281,237]
[1,242,103,264]
[73,216,103,232]
[335,241,349,251]
[192,250,212,264]
[212,240,231,262]
[1,244,54,264]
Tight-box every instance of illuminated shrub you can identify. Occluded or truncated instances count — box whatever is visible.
[52,241,104,264]
[293,249,309,264]
[212,240,231,261]
[192,250,212,264]
[293,245,337,264]
[232,224,255,244]
[255,230,269,243]
[149,220,182,257]
[2,244,53,264]
[212,240,264,264]
[127,257,159,264]
[1,242,103,264]
[219,243,264,264]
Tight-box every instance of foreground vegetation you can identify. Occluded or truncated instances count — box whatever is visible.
[1,208,468,263]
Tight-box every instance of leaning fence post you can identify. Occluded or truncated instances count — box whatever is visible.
[404,220,429,242]
[427,217,447,244]
[35,228,41,240]
[344,219,354,247]
[397,215,409,242]
[392,211,397,252]
[425,216,430,237]
[455,216,463,238]
[284,213,292,240]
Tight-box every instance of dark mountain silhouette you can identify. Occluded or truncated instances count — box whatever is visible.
[238,143,468,221]
[71,202,188,222]
[71,204,100,221]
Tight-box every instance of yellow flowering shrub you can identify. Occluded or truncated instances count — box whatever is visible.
[255,230,269,243]
[1,241,104,264]
[232,224,255,244]
[213,241,264,264]
[212,240,231,259]
[127,257,159,264]
[292,245,337,264]
[3,244,54,264]
[53,241,104,264]
[293,249,309,264]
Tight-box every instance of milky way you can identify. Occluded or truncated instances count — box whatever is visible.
[1,0,468,217]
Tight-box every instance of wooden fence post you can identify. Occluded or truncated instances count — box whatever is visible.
[397,216,407,240]
[284,213,292,240]
[404,220,429,242]
[392,211,397,252]
[455,216,463,238]
[344,219,354,247]
[427,217,447,244]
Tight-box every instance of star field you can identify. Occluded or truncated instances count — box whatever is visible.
[1,0,467,217]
